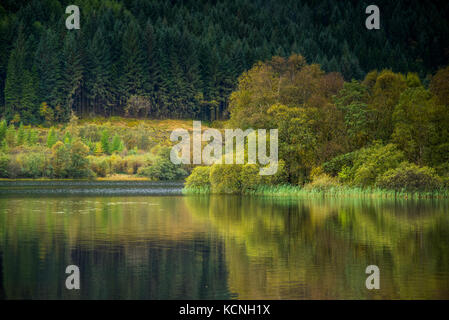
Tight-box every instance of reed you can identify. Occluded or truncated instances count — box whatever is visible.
[182,186,211,194]
[184,184,449,199]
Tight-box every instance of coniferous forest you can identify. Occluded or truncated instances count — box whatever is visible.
[1,0,449,123]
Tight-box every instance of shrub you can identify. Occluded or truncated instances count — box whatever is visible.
[108,154,124,173]
[376,162,442,191]
[240,164,261,192]
[26,129,38,146]
[68,140,92,178]
[260,160,289,185]
[51,141,70,178]
[6,155,21,178]
[111,134,124,153]
[123,154,148,174]
[88,156,109,177]
[17,123,25,145]
[0,153,10,177]
[78,124,100,142]
[138,147,187,180]
[337,165,352,183]
[5,125,16,147]
[349,143,404,186]
[46,127,58,148]
[185,166,211,190]
[304,173,340,191]
[210,164,242,194]
[18,152,51,178]
[0,120,7,143]
[322,151,356,176]
[100,129,110,154]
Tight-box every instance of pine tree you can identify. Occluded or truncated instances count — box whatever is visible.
[4,26,26,121]
[100,129,110,154]
[46,127,57,148]
[0,119,7,143]
[111,134,124,153]
[17,122,25,145]
[120,19,146,112]
[5,124,16,147]
[88,28,113,115]
[34,29,61,117]
[20,69,39,124]
[60,32,83,122]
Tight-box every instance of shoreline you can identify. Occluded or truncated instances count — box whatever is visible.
[183,185,449,200]
[0,175,151,182]
[1,179,448,200]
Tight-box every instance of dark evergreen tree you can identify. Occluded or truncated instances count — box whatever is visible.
[1,0,448,123]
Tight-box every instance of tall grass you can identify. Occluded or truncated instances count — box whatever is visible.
[247,185,449,199]
[184,184,449,199]
[182,186,211,194]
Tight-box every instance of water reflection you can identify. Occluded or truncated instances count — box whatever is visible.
[185,196,449,299]
[0,184,448,299]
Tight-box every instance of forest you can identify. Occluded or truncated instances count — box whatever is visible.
[1,0,449,123]
[185,55,449,196]
[1,0,449,196]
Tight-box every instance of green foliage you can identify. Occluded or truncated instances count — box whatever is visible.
[67,140,92,178]
[0,120,7,143]
[1,1,448,123]
[138,147,187,181]
[5,124,15,147]
[88,156,109,177]
[185,162,288,194]
[0,153,10,178]
[261,160,289,185]
[369,70,407,141]
[100,129,110,154]
[322,152,356,176]
[50,140,92,178]
[325,142,405,187]
[376,162,442,192]
[111,134,124,153]
[304,174,340,191]
[350,143,404,187]
[50,141,70,178]
[25,129,38,146]
[39,102,54,123]
[391,86,437,163]
[17,123,25,145]
[240,164,261,193]
[17,152,51,178]
[63,131,72,144]
[210,164,242,194]
[46,127,57,148]
[184,166,211,191]
[334,80,373,148]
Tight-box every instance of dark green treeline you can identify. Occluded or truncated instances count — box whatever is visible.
[0,0,448,124]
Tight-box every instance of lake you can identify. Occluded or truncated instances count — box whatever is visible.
[0,181,448,299]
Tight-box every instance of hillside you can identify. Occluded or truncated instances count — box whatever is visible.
[1,0,449,123]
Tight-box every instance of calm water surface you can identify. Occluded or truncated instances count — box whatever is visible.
[0,181,448,299]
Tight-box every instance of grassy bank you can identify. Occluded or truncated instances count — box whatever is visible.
[0,117,197,181]
[183,184,449,199]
